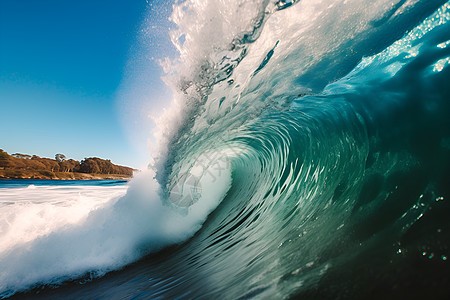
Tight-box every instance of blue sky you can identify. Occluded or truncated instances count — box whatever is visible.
[0,0,175,169]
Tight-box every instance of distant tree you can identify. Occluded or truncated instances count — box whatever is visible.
[0,149,8,160]
[1,149,134,177]
[24,159,46,170]
[78,158,100,174]
[12,153,32,159]
[104,159,115,174]
[39,158,60,172]
[0,149,11,168]
[59,161,69,172]
[75,157,133,175]
[0,150,27,169]
[59,159,79,172]
[50,161,60,172]
[55,153,66,162]
[67,159,80,172]
[94,158,114,174]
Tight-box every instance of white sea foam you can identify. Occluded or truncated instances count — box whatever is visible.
[0,185,127,255]
[0,160,231,296]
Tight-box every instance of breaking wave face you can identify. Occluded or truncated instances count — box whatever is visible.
[2,0,450,298]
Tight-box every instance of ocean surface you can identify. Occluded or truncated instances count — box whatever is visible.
[1,0,450,298]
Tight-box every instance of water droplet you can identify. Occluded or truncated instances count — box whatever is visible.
[292,268,301,275]
[422,251,427,256]
[397,249,402,254]
[428,253,434,259]
[442,255,447,261]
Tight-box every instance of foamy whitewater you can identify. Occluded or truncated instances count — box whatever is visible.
[1,0,450,298]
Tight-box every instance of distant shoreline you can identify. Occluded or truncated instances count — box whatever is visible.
[0,149,136,180]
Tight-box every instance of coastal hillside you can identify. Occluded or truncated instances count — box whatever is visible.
[0,149,135,180]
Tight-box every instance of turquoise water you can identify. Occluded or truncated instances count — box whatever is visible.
[0,180,128,189]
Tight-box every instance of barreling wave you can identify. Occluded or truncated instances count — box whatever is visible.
[2,0,450,298]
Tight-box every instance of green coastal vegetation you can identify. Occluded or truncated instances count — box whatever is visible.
[0,149,135,180]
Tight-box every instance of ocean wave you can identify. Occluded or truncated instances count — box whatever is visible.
[1,0,450,298]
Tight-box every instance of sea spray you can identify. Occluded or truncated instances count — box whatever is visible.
[0,162,231,297]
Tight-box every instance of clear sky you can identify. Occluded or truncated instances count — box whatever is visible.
[0,0,175,169]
